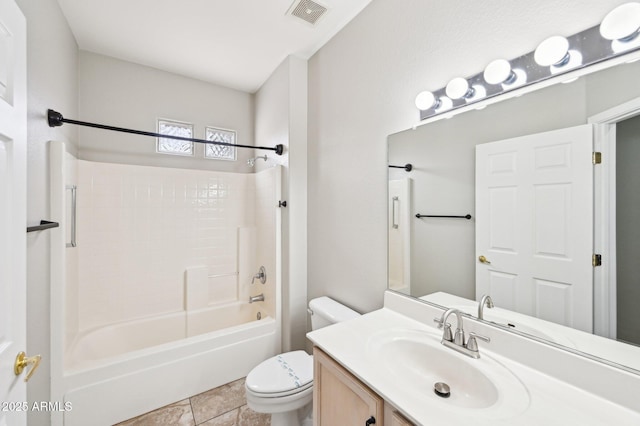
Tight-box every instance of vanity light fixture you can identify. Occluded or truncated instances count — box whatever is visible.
[414,1,640,122]
[600,2,640,53]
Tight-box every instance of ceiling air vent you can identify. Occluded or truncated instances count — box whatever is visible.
[287,0,328,26]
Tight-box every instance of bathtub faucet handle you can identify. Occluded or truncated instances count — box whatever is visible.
[251,266,267,284]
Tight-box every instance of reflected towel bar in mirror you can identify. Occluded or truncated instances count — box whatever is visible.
[416,214,472,220]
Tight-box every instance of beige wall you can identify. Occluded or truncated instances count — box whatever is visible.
[254,56,308,351]
[16,0,79,425]
[306,0,631,314]
[78,51,254,172]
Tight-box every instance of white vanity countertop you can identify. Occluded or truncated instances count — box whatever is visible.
[307,292,640,425]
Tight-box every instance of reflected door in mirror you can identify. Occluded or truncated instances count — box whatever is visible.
[476,125,593,332]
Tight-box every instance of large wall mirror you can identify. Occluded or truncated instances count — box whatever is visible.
[387,55,640,374]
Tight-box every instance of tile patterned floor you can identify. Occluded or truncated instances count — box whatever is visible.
[114,378,270,426]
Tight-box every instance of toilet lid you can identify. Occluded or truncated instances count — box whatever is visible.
[246,350,313,395]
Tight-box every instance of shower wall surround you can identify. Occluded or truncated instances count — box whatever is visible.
[70,160,275,332]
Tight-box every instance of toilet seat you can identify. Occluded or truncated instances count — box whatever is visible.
[245,350,313,398]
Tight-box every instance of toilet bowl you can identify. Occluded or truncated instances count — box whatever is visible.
[245,351,314,426]
[245,297,360,426]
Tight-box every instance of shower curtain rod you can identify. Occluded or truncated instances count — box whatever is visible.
[47,109,284,156]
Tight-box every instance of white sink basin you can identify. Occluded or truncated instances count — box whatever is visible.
[367,328,530,419]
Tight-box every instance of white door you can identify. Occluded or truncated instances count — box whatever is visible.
[476,125,594,332]
[0,0,28,425]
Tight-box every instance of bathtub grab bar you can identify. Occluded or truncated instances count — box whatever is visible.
[66,185,77,248]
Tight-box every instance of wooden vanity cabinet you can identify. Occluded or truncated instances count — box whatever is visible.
[313,347,383,425]
[384,404,413,426]
[313,347,416,426]
[386,406,414,426]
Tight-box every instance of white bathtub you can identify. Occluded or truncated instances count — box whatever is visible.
[66,302,265,370]
[60,302,278,426]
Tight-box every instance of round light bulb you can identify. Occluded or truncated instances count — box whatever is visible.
[415,91,438,110]
[483,59,514,85]
[445,77,473,100]
[600,2,640,41]
[435,96,453,113]
[534,36,570,67]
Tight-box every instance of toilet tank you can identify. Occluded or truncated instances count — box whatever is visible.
[309,296,360,330]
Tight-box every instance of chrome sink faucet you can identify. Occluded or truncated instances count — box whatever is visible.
[478,294,494,320]
[436,308,465,345]
[434,308,490,359]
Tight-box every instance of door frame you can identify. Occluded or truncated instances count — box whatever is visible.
[0,0,27,424]
[589,96,640,338]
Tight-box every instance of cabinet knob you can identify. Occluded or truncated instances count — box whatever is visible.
[365,416,376,425]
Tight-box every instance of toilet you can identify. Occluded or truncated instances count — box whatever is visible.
[245,296,360,426]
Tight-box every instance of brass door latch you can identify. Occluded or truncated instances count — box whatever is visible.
[14,351,42,382]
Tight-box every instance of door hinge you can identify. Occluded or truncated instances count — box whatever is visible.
[592,254,602,267]
[592,152,602,164]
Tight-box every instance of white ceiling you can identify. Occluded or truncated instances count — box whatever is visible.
[56,0,372,93]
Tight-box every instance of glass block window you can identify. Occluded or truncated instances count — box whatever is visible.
[204,126,237,161]
[157,119,194,156]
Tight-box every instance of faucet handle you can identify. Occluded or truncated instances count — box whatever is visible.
[442,323,453,342]
[251,266,267,284]
[466,332,490,352]
[433,318,453,341]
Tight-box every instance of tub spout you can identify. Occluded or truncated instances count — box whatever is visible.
[249,294,265,303]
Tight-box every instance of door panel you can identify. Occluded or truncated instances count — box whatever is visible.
[535,278,573,325]
[534,184,571,257]
[488,187,518,252]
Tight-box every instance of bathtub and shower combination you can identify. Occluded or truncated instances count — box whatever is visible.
[49,141,282,426]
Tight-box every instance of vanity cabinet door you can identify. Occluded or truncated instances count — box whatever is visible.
[313,347,384,426]
[388,409,414,426]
